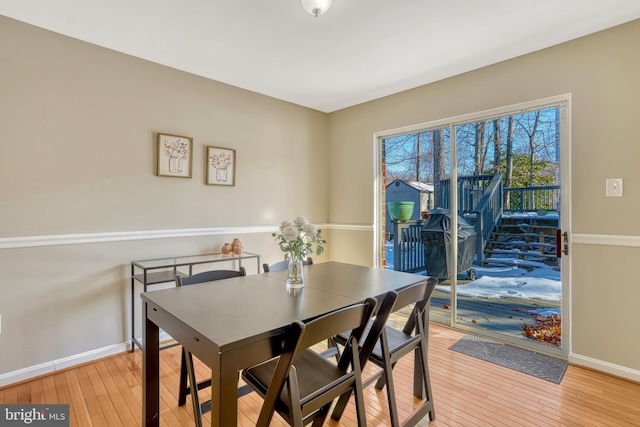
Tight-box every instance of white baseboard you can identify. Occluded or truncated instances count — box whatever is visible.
[0,332,174,388]
[3,339,638,388]
[569,352,640,383]
[0,342,128,387]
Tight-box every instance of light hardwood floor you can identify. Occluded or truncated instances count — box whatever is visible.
[1,323,639,426]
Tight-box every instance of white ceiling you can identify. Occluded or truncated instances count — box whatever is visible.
[2,0,640,112]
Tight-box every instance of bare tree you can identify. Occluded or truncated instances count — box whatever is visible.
[526,111,541,185]
[384,134,418,185]
[492,119,501,174]
[417,132,435,182]
[433,129,445,208]
[504,116,515,207]
[474,121,487,175]
[415,133,422,181]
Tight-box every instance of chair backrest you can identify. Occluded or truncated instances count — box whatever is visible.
[353,278,438,367]
[356,290,398,366]
[298,297,376,358]
[176,266,246,287]
[398,277,438,335]
[257,297,377,425]
[262,257,313,273]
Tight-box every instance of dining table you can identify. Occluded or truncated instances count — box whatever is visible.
[141,261,430,427]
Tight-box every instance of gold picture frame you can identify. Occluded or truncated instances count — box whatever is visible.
[206,146,236,186]
[156,132,193,178]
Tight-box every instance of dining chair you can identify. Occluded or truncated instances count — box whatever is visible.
[175,267,247,427]
[263,256,342,361]
[331,277,439,427]
[262,256,313,273]
[241,297,378,427]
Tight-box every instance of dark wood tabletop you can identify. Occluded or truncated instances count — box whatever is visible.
[141,261,429,427]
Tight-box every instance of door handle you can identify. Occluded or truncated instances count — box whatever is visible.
[556,230,568,257]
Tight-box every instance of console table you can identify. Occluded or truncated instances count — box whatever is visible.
[130,252,260,352]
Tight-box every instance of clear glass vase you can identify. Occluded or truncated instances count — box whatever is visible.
[286,258,305,289]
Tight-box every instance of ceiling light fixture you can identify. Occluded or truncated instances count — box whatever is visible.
[300,0,333,17]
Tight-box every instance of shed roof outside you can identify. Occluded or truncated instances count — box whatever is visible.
[386,179,434,193]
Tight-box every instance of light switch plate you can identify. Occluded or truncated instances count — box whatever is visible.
[606,178,623,197]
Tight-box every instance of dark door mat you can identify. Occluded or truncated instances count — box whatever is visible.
[450,334,567,384]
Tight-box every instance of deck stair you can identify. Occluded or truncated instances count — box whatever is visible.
[484,215,558,267]
[389,175,561,273]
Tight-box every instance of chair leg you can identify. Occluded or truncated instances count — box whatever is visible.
[376,331,400,427]
[413,347,425,399]
[374,370,387,389]
[178,348,189,406]
[353,378,368,427]
[418,343,436,421]
[375,361,396,390]
[349,337,368,427]
[184,350,204,427]
[311,402,332,427]
[287,369,304,427]
[330,389,352,421]
[381,356,400,427]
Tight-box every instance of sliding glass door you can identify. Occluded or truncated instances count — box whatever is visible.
[377,96,570,357]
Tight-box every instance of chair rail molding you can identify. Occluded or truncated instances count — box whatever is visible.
[0,223,374,249]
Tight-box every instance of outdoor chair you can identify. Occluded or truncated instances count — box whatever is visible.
[241,297,378,427]
[175,267,247,427]
[331,277,438,427]
[263,256,313,273]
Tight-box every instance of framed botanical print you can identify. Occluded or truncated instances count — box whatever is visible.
[157,132,193,178]
[206,146,236,186]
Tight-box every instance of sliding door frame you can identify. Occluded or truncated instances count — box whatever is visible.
[374,94,571,357]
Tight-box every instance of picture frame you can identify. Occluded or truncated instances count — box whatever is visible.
[156,132,193,178]
[206,146,236,186]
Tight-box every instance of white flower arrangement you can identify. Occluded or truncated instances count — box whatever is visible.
[272,216,325,262]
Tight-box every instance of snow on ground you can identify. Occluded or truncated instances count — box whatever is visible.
[434,264,561,302]
[386,241,562,306]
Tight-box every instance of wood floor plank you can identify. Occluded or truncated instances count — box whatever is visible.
[75,365,109,427]
[94,360,138,426]
[103,358,142,426]
[2,323,640,426]
[63,370,92,427]
[52,372,81,427]
[2,386,17,404]
[29,379,44,404]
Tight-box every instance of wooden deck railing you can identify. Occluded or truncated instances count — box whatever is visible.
[473,174,503,264]
[504,185,560,212]
[391,175,559,273]
[438,175,494,215]
[391,220,425,273]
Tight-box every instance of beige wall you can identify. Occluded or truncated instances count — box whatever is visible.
[0,17,330,377]
[328,21,640,373]
[1,18,329,237]
[2,14,640,382]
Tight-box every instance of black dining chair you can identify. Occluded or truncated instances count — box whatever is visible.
[263,256,313,273]
[175,267,247,427]
[263,257,342,361]
[331,277,438,427]
[241,297,378,427]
